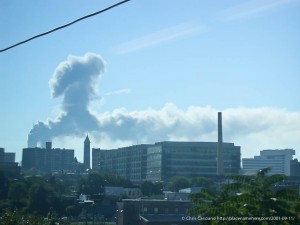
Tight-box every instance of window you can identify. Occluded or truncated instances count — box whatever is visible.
[165,208,169,214]
[143,207,147,213]
[175,207,179,214]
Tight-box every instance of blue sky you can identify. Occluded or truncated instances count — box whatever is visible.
[1,0,300,163]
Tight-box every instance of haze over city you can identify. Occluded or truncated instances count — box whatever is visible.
[1,0,300,163]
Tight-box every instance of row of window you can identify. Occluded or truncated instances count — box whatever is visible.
[142,206,189,214]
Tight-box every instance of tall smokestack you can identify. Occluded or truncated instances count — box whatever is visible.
[217,112,224,176]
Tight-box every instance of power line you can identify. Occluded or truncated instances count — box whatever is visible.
[0,0,131,53]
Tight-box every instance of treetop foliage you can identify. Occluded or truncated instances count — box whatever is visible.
[189,168,300,225]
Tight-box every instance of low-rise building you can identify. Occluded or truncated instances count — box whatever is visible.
[164,187,201,201]
[104,186,141,198]
[116,199,199,225]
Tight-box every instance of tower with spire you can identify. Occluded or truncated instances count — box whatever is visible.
[84,134,91,170]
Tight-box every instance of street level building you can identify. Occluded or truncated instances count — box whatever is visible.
[22,142,75,173]
[242,149,295,176]
[116,199,198,225]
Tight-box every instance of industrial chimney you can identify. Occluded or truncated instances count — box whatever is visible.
[217,112,224,175]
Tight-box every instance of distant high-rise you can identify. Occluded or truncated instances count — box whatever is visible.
[0,148,4,162]
[0,148,20,174]
[217,112,224,176]
[4,152,15,163]
[0,148,15,163]
[84,135,91,170]
[22,142,74,172]
[242,149,295,176]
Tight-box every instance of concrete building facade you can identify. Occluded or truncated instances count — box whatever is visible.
[92,141,241,183]
[92,144,151,183]
[146,141,240,181]
[22,142,75,173]
[290,159,300,177]
[0,148,20,175]
[0,148,14,163]
[0,148,4,162]
[4,152,16,163]
[242,149,295,176]
[116,199,198,225]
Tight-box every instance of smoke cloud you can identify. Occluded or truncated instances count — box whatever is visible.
[89,105,300,159]
[28,53,105,147]
[95,104,300,145]
[28,53,300,160]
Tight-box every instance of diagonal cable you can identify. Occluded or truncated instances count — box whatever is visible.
[0,0,131,53]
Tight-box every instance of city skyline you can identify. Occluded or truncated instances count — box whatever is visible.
[1,0,300,162]
[3,135,300,168]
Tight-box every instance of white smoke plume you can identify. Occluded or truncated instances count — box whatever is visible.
[52,103,300,160]
[95,105,300,148]
[28,53,105,147]
[27,53,300,160]
[88,105,299,159]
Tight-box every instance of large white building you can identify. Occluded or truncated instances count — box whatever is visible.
[242,149,295,176]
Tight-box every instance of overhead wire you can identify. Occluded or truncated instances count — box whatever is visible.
[0,0,131,53]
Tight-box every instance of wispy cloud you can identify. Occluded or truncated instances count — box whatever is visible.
[114,22,207,54]
[104,88,132,96]
[218,0,298,21]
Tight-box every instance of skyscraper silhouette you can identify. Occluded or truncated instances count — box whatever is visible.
[84,134,91,170]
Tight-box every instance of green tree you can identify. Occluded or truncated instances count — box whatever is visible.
[167,176,190,192]
[189,168,300,225]
[66,204,82,218]
[28,183,53,215]
[77,172,133,195]
[140,181,154,196]
[140,181,162,196]
[0,210,69,225]
[190,176,216,190]
[8,181,28,209]
[103,173,132,187]
[0,171,8,200]
[77,172,105,195]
